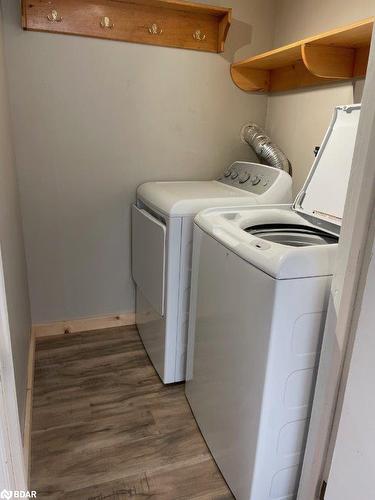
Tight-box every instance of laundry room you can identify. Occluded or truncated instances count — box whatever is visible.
[0,0,374,499]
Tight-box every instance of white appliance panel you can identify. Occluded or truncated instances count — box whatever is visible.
[186,226,332,500]
[194,205,338,279]
[175,217,195,379]
[294,105,360,230]
[137,162,292,218]
[252,275,331,500]
[186,226,275,500]
[136,288,166,379]
[132,206,166,316]
[134,213,184,383]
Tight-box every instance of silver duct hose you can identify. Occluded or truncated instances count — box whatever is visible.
[241,123,291,174]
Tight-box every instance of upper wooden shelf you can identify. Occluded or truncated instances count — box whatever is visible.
[231,17,374,92]
[22,0,231,53]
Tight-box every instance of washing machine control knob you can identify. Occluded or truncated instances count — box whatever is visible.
[223,168,232,178]
[238,172,251,184]
[231,170,239,180]
[252,175,261,186]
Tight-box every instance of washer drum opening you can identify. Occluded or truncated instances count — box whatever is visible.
[245,224,339,247]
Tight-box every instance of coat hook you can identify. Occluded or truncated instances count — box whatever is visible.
[193,30,206,41]
[47,9,62,22]
[100,16,114,29]
[147,23,163,35]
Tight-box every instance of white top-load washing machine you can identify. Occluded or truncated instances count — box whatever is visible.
[131,162,292,383]
[185,104,361,500]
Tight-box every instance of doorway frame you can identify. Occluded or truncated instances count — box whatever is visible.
[297,25,375,500]
[0,244,27,491]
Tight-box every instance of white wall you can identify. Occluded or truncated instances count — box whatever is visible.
[0,3,31,424]
[1,0,275,324]
[2,0,372,326]
[266,0,374,195]
[325,232,375,500]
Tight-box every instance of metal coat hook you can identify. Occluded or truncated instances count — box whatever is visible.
[47,9,62,22]
[147,23,163,35]
[193,30,206,41]
[100,16,114,29]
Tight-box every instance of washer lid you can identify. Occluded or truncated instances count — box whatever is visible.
[293,104,361,236]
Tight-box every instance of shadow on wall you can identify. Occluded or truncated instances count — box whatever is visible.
[221,19,253,63]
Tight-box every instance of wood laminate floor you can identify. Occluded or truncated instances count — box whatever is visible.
[31,326,234,499]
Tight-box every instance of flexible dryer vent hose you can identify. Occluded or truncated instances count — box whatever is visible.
[241,123,292,175]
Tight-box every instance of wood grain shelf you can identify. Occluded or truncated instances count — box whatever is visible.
[22,0,231,53]
[231,17,374,92]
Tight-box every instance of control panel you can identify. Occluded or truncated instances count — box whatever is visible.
[217,162,280,194]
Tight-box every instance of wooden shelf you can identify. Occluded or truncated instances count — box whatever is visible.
[22,0,231,53]
[231,18,374,92]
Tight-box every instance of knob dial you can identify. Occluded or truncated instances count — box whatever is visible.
[231,170,239,180]
[238,172,251,184]
[252,175,261,186]
[224,169,232,178]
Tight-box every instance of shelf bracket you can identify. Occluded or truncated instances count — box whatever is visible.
[302,44,356,79]
[218,12,231,52]
[231,66,270,92]
[269,61,328,92]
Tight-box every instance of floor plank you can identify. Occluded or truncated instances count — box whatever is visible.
[31,326,233,499]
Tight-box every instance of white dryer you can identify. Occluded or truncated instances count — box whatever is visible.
[185,104,361,500]
[131,162,292,383]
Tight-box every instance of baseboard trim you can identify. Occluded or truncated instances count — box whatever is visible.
[32,313,136,339]
[23,329,35,486]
